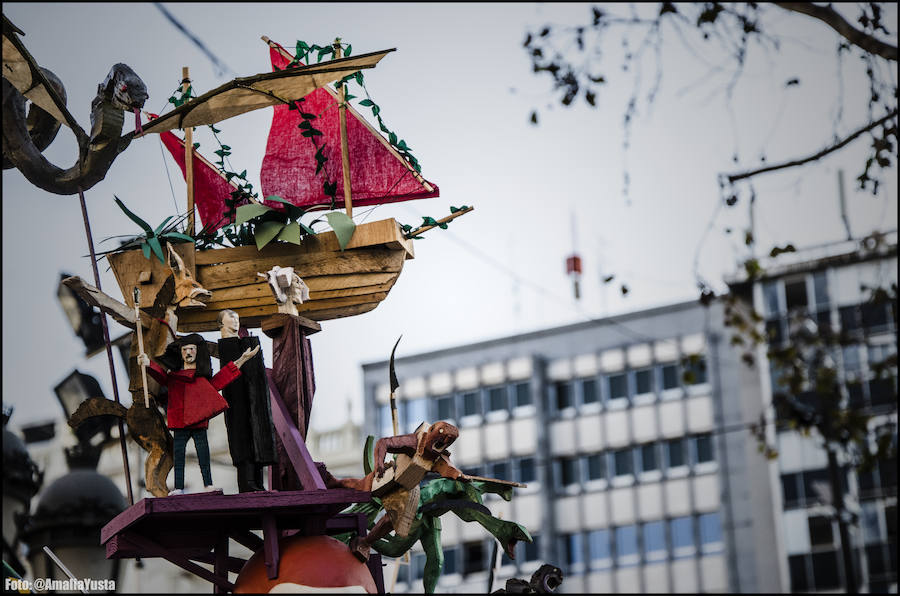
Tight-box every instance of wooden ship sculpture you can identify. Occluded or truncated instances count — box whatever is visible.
[4,18,541,593]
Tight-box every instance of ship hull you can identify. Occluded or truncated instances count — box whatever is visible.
[108,218,414,332]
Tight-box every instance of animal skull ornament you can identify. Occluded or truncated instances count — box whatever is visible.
[167,243,212,308]
[258,265,310,315]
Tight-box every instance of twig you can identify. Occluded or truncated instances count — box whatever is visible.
[404,206,474,238]
[724,109,898,184]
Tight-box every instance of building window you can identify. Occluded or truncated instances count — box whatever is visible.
[635,368,654,395]
[615,525,639,566]
[462,540,486,575]
[839,305,862,334]
[588,529,611,569]
[435,394,455,421]
[683,356,708,385]
[666,438,686,469]
[608,373,628,401]
[670,516,694,558]
[785,278,809,312]
[516,457,536,484]
[812,271,829,307]
[643,520,666,561]
[523,535,540,562]
[693,434,714,464]
[405,397,428,433]
[586,453,606,482]
[640,443,659,473]
[378,403,393,438]
[661,364,679,390]
[556,457,580,489]
[781,473,802,509]
[811,551,841,590]
[581,378,599,405]
[613,448,634,478]
[442,546,458,575]
[487,386,507,412]
[789,554,810,592]
[462,391,481,417]
[490,461,510,482]
[412,552,426,580]
[699,513,723,554]
[860,301,890,332]
[763,280,782,316]
[860,501,883,545]
[808,516,834,548]
[562,533,583,567]
[462,465,483,478]
[514,382,532,407]
[555,381,573,411]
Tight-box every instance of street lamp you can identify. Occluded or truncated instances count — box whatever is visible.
[19,442,126,591]
[53,370,114,445]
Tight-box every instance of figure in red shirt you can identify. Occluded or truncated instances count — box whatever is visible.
[138,333,259,495]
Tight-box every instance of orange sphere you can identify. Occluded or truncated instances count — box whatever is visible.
[234,534,377,593]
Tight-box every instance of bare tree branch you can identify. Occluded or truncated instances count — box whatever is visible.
[725,109,898,183]
[775,3,898,61]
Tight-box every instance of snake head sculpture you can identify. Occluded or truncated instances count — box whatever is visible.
[100,63,149,112]
[3,16,150,195]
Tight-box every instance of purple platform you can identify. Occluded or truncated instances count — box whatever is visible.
[101,489,383,593]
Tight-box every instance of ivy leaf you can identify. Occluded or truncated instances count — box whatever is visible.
[355,71,363,85]
[344,44,352,57]
[114,196,154,234]
[300,112,317,120]
[298,120,313,130]
[254,220,286,250]
[154,215,175,235]
[360,99,374,107]
[326,211,357,251]
[163,232,196,243]
[389,131,397,145]
[276,221,303,245]
[301,129,323,137]
[147,235,165,264]
[345,93,356,101]
[236,202,272,225]
[141,242,151,260]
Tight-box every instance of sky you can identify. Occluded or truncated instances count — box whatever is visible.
[3,3,897,435]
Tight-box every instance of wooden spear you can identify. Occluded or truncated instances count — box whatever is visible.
[182,66,195,236]
[133,287,150,408]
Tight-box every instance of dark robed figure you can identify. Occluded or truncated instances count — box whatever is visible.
[217,309,277,492]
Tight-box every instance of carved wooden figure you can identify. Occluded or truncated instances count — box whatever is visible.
[139,334,259,495]
[65,242,212,496]
[217,309,277,493]
[327,421,466,561]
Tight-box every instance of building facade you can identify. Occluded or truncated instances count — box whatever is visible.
[730,232,898,593]
[362,234,898,594]
[362,299,786,593]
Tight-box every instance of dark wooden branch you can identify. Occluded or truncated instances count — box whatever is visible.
[725,109,898,184]
[775,3,898,61]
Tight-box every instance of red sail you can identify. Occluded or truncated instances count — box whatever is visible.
[259,45,439,210]
[159,130,242,232]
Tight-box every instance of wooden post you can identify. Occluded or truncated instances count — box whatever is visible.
[133,287,150,408]
[333,39,353,218]
[182,67,195,236]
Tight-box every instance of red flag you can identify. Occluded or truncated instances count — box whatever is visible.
[159,130,242,233]
[260,45,439,211]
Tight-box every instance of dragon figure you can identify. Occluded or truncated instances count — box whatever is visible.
[2,15,148,195]
[331,444,533,594]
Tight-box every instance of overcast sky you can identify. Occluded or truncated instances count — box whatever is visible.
[3,3,897,435]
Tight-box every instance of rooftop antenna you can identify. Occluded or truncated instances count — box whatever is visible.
[566,209,582,301]
[837,169,853,241]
